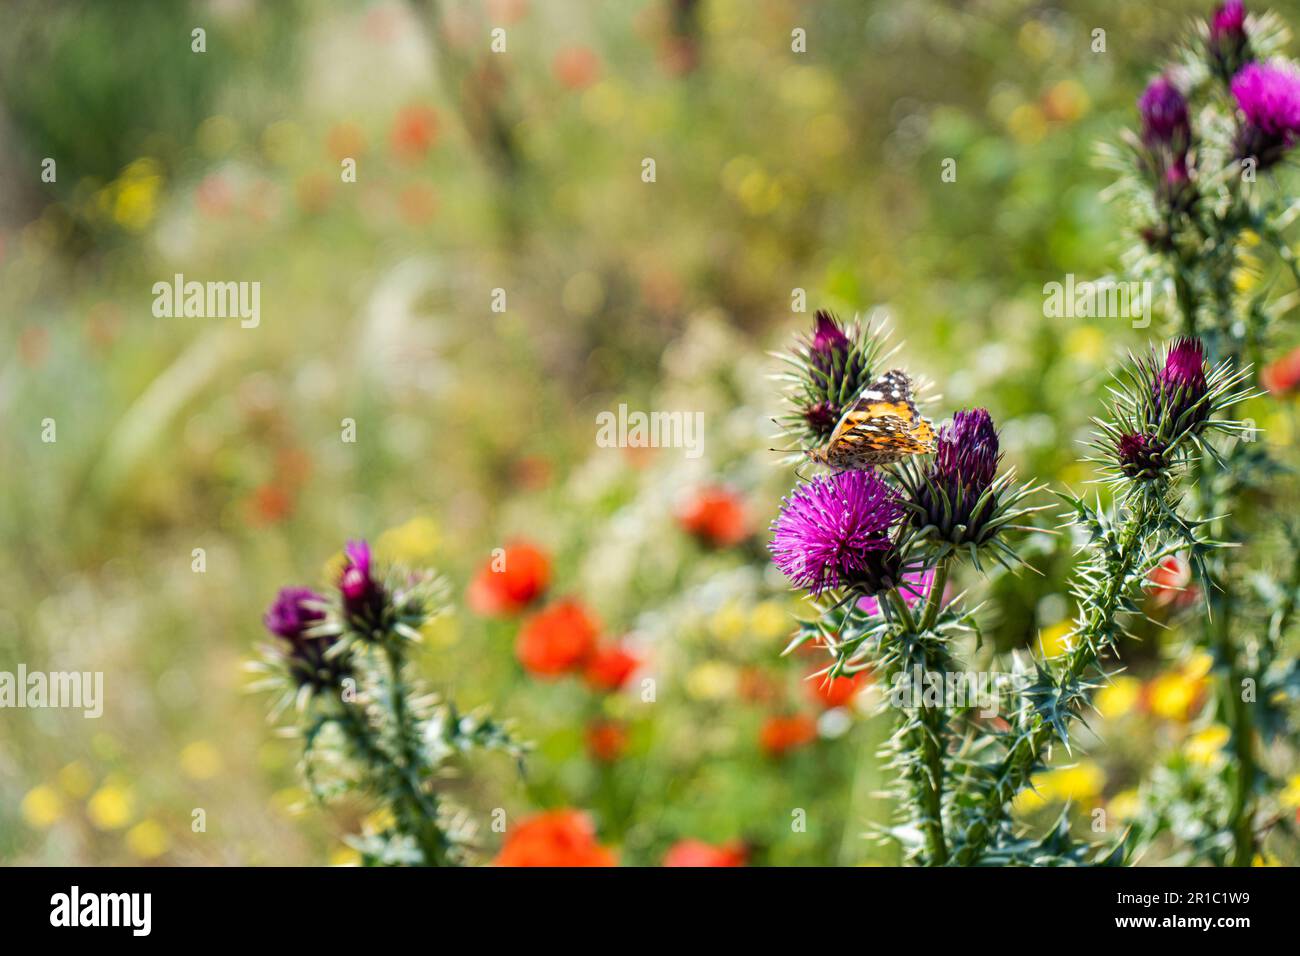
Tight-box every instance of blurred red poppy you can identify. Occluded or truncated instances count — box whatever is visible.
[554,46,600,90]
[469,540,551,616]
[759,714,817,758]
[1262,344,1300,395]
[585,720,629,762]
[663,839,747,867]
[584,643,638,692]
[677,486,749,548]
[1147,555,1198,609]
[808,670,868,709]
[494,810,616,867]
[390,104,439,162]
[517,599,599,677]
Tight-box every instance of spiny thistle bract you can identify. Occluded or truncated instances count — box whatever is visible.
[250,539,526,866]
[767,305,1251,865]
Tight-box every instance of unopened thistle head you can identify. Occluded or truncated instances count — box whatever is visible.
[1231,61,1300,169]
[1154,336,1210,429]
[1208,0,1251,83]
[779,310,880,446]
[1139,76,1191,151]
[769,470,903,596]
[1115,431,1170,481]
[263,587,350,690]
[908,408,1008,547]
[339,539,385,629]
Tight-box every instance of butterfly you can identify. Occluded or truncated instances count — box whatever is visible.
[807,369,936,469]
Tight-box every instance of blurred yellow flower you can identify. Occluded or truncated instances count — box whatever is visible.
[21,784,65,829]
[1016,761,1107,813]
[362,807,396,834]
[271,787,308,817]
[1185,725,1230,767]
[125,820,170,860]
[1096,676,1141,720]
[1038,621,1074,658]
[1252,851,1281,867]
[709,602,748,643]
[685,661,738,701]
[330,845,362,867]
[103,158,162,232]
[376,515,440,565]
[57,761,95,799]
[1148,654,1212,722]
[1007,104,1047,144]
[1279,774,1300,809]
[87,782,135,831]
[750,601,789,641]
[1065,326,1105,365]
[1108,789,1141,822]
[180,741,223,781]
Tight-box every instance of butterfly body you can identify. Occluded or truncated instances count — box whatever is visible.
[808,369,936,469]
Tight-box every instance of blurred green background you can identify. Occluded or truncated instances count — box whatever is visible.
[1,0,1296,865]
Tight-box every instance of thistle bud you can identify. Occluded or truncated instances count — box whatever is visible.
[1208,0,1250,84]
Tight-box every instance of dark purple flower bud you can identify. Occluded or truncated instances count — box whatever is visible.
[933,408,1000,493]
[1155,337,1210,428]
[912,408,1004,546]
[264,587,326,641]
[339,539,385,626]
[263,587,349,690]
[808,310,852,377]
[1232,62,1300,168]
[1138,76,1191,150]
[803,399,840,434]
[1116,432,1169,480]
[1208,1,1250,82]
[769,470,902,595]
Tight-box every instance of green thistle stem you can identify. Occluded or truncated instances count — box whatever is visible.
[382,644,451,866]
[953,494,1157,865]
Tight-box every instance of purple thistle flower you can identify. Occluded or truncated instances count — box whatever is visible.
[1212,0,1246,38]
[1138,76,1191,150]
[263,587,349,690]
[769,470,902,595]
[264,587,326,641]
[339,539,385,625]
[1232,62,1300,168]
[1208,1,1251,82]
[910,408,1004,546]
[1154,337,1210,428]
[811,310,851,358]
[934,408,1000,492]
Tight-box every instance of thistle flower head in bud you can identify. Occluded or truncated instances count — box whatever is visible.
[1208,1,1250,82]
[1231,61,1300,168]
[1138,76,1191,150]
[1154,336,1210,428]
[263,587,349,690]
[910,408,1006,547]
[769,470,903,596]
[339,539,385,627]
[1115,431,1169,481]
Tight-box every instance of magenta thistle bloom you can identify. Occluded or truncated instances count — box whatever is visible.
[1232,62,1300,168]
[1155,337,1210,428]
[1209,1,1250,82]
[1138,76,1190,150]
[339,539,385,625]
[811,309,851,358]
[769,470,902,595]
